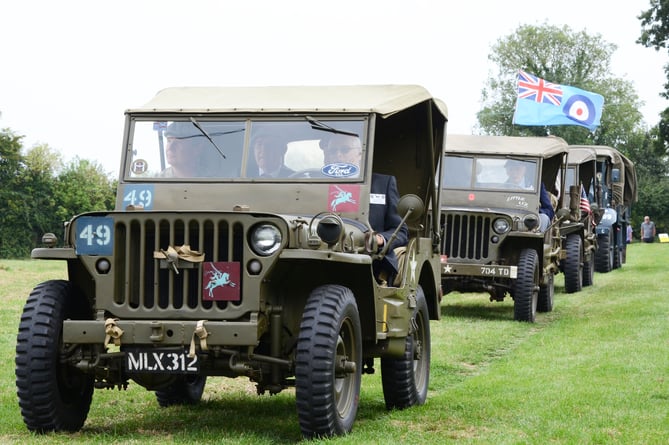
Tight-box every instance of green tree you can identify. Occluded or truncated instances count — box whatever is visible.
[20,144,64,246]
[0,129,117,258]
[54,157,116,226]
[0,128,30,257]
[639,0,669,99]
[478,23,645,149]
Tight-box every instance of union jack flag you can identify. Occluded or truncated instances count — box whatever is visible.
[517,70,563,106]
[579,185,591,214]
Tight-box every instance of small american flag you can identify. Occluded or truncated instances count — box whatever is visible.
[580,185,591,214]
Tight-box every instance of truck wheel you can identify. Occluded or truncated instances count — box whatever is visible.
[582,252,595,286]
[15,280,94,433]
[381,285,430,409]
[564,234,583,293]
[295,285,362,438]
[538,272,554,313]
[513,249,539,322]
[612,241,623,269]
[595,234,613,273]
[156,375,207,407]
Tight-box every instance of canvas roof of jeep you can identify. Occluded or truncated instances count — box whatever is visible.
[575,145,638,206]
[567,146,597,164]
[128,84,448,119]
[445,134,568,158]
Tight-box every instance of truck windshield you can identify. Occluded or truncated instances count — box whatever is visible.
[443,155,538,192]
[126,118,366,181]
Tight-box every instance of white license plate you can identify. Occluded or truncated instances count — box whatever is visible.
[125,348,199,374]
[479,265,518,278]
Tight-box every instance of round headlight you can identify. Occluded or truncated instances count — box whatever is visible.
[492,218,510,234]
[523,214,539,231]
[317,216,343,246]
[250,224,282,256]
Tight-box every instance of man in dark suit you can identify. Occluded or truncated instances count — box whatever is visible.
[251,134,294,178]
[323,134,408,285]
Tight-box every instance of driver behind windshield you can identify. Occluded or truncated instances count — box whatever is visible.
[159,122,212,178]
[322,134,408,285]
[504,159,532,189]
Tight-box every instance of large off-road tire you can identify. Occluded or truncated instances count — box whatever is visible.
[582,251,595,287]
[564,234,583,294]
[537,271,554,313]
[595,233,613,273]
[513,249,539,322]
[156,375,207,407]
[380,285,430,410]
[295,285,362,438]
[15,280,94,433]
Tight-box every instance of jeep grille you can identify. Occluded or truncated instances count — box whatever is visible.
[442,213,491,260]
[108,214,249,317]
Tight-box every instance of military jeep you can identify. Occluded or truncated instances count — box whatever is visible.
[563,146,601,290]
[440,135,569,322]
[16,85,447,438]
[579,145,637,272]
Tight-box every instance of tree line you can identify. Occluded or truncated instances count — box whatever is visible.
[0,129,116,258]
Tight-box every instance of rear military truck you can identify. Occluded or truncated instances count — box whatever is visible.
[440,135,569,322]
[562,146,601,292]
[574,145,637,272]
[15,85,447,439]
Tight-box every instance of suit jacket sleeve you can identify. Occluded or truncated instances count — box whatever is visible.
[370,174,408,251]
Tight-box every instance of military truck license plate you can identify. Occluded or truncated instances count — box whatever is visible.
[125,348,199,374]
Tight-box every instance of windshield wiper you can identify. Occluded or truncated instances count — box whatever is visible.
[305,116,359,137]
[189,117,230,159]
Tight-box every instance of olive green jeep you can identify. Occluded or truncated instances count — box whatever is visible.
[579,145,637,271]
[16,85,447,438]
[440,134,571,322]
[562,146,601,291]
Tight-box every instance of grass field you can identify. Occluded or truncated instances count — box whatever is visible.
[1,242,668,444]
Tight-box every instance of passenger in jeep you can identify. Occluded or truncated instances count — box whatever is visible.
[160,122,211,178]
[323,134,408,284]
[251,133,294,178]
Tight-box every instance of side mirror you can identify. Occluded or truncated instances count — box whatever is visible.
[397,194,425,225]
[378,194,425,258]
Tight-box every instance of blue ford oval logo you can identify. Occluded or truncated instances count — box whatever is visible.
[322,163,359,178]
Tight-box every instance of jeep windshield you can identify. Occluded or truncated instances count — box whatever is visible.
[442,155,538,192]
[125,118,366,181]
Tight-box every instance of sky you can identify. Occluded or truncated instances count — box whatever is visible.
[1,0,667,175]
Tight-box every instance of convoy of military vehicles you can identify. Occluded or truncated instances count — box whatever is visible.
[14,84,637,438]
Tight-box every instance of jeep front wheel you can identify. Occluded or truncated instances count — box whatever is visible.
[381,285,430,409]
[514,249,539,322]
[564,234,583,293]
[583,251,595,286]
[538,271,554,313]
[595,233,613,273]
[295,285,362,438]
[15,280,94,432]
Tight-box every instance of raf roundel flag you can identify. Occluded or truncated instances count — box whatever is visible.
[512,70,604,132]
